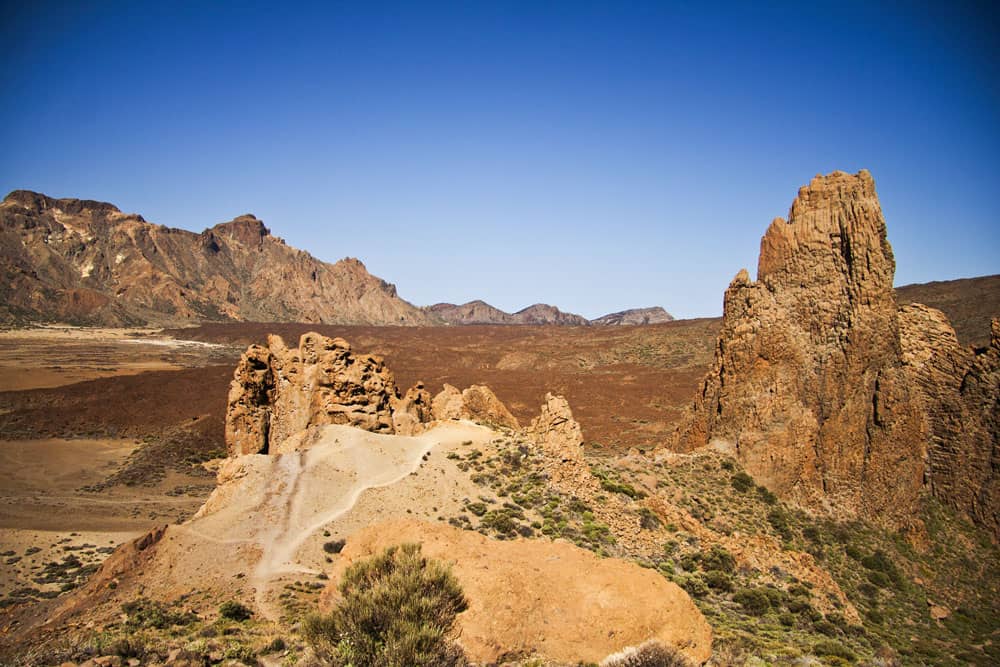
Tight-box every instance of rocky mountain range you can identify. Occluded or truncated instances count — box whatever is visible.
[426,300,674,326]
[1,189,677,329]
[0,190,434,327]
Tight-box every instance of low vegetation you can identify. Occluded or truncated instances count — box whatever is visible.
[303,543,468,666]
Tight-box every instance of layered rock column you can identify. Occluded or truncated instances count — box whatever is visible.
[671,171,926,525]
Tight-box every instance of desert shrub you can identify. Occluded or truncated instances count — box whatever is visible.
[302,543,468,666]
[219,600,253,621]
[767,508,794,542]
[756,485,778,504]
[600,639,692,666]
[733,588,771,615]
[680,575,709,598]
[812,639,855,662]
[466,502,487,517]
[860,550,903,586]
[730,472,754,493]
[700,545,735,573]
[121,598,195,629]
[600,477,645,500]
[323,539,347,554]
[223,640,257,662]
[638,507,661,530]
[703,570,733,592]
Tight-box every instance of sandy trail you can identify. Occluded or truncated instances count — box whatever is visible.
[175,421,492,621]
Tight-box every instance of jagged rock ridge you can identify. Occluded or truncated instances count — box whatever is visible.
[426,300,591,326]
[669,170,1000,537]
[0,190,433,326]
[225,332,519,455]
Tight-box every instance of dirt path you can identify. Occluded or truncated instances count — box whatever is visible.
[247,424,476,619]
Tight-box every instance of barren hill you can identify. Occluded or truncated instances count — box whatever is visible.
[0,190,434,327]
[427,300,591,325]
[896,274,1000,348]
[592,306,675,326]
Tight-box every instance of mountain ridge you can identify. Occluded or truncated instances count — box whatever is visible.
[0,190,434,327]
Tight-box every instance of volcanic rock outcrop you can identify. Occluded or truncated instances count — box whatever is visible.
[430,383,520,430]
[225,332,523,455]
[0,190,433,326]
[669,170,999,535]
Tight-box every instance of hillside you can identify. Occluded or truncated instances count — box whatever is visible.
[0,190,434,327]
[896,274,1000,348]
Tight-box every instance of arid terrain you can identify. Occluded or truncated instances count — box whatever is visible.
[1,173,998,666]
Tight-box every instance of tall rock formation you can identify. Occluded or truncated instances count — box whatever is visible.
[0,190,433,326]
[226,333,400,455]
[670,170,999,536]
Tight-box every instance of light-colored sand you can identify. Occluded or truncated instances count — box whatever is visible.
[95,422,495,620]
[0,327,234,391]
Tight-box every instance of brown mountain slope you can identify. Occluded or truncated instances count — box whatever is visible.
[0,190,434,327]
[896,274,1000,348]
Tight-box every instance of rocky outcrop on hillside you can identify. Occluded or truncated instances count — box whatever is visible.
[592,306,675,326]
[0,190,433,326]
[225,332,523,455]
[226,333,400,455]
[896,274,1000,348]
[669,170,999,536]
[430,383,521,430]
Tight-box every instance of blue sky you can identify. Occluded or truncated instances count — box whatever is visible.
[1,1,997,319]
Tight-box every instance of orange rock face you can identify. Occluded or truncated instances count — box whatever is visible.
[320,519,713,665]
[225,333,400,455]
[670,170,999,536]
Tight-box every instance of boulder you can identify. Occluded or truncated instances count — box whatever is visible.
[431,383,520,430]
[319,519,712,665]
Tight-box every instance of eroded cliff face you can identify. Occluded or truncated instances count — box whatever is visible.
[670,170,999,536]
[900,307,1000,535]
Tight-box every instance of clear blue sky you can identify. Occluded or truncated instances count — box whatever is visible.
[1,1,997,319]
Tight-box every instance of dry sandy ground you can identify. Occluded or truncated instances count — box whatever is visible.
[125,421,496,622]
[0,326,236,391]
[0,438,209,601]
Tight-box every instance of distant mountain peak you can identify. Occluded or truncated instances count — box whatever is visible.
[591,306,674,326]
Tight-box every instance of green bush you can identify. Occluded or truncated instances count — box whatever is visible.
[730,472,754,493]
[303,543,468,666]
[812,639,855,662]
[121,598,195,630]
[700,545,735,574]
[733,588,771,616]
[219,600,253,621]
[703,570,733,592]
